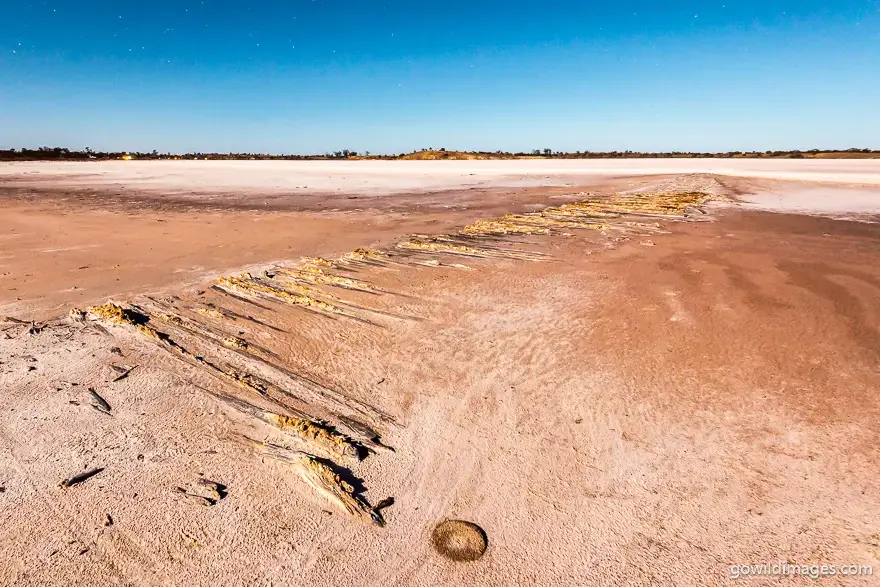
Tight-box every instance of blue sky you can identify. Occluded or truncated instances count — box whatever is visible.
[1,1,878,153]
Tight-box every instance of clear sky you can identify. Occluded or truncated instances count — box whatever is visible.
[1,1,878,154]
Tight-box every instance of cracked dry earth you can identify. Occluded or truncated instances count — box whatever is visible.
[1,176,879,586]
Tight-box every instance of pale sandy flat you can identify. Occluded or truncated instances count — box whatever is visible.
[2,159,880,197]
[1,165,878,586]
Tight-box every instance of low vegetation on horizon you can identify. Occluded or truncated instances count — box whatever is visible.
[1,146,878,162]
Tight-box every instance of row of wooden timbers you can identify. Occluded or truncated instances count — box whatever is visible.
[79,298,393,527]
[74,191,713,525]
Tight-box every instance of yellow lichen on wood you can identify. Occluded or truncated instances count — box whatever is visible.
[160,313,186,327]
[522,213,615,231]
[255,443,382,525]
[87,303,163,340]
[462,218,550,235]
[400,236,545,262]
[563,191,712,217]
[275,266,376,291]
[397,238,486,256]
[224,368,271,395]
[218,274,345,314]
[273,415,361,459]
[222,336,248,350]
[262,272,332,298]
[88,303,135,324]
[195,307,228,320]
[545,204,621,219]
[294,454,380,524]
[300,256,335,268]
[462,209,618,236]
[343,248,385,262]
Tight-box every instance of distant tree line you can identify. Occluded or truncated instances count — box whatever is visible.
[0,147,356,161]
[1,146,877,161]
